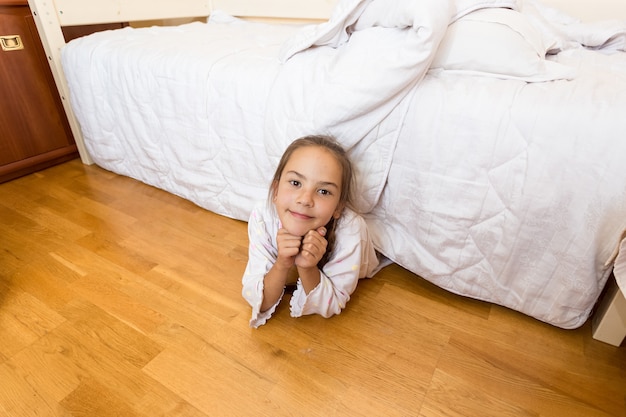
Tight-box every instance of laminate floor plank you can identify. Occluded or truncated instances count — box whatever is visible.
[0,159,624,417]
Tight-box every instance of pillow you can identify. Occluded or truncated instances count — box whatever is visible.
[430,8,575,81]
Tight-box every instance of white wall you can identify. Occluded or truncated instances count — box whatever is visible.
[536,0,626,21]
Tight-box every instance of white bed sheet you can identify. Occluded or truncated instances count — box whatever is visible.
[368,48,626,328]
[63,0,519,218]
[61,1,626,329]
[62,13,299,220]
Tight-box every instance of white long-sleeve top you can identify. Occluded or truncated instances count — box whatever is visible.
[242,201,380,328]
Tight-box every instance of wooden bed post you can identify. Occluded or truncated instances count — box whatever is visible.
[592,276,626,346]
[27,0,93,164]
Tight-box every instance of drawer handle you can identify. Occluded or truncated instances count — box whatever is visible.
[1,35,24,51]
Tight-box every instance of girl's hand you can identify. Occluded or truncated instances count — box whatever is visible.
[295,227,328,269]
[276,228,302,269]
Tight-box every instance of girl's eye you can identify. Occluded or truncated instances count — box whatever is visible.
[289,180,301,187]
[318,189,331,196]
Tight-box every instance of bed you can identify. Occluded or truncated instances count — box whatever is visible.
[29,0,626,341]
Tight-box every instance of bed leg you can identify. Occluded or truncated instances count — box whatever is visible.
[592,275,626,347]
[28,0,94,165]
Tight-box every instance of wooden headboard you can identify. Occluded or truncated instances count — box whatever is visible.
[27,0,626,165]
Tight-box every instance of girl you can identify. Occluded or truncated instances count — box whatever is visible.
[242,135,380,328]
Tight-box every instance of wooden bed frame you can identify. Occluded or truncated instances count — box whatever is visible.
[26,0,626,346]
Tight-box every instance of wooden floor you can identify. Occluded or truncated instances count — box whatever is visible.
[0,159,624,417]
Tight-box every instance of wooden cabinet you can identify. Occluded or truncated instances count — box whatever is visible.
[0,1,126,182]
[0,1,78,182]
[0,0,77,182]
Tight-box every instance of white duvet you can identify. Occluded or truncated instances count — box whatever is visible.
[62,0,626,328]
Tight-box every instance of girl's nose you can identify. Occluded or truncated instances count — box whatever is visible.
[297,189,314,207]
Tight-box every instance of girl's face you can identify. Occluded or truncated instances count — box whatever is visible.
[273,146,343,237]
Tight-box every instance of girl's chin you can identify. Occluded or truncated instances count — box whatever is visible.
[282,220,324,237]
[284,225,310,237]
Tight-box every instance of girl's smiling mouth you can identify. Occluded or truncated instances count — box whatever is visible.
[289,210,313,220]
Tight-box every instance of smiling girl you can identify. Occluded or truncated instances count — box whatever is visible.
[242,135,380,328]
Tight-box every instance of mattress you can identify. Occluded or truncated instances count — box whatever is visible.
[367,48,626,327]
